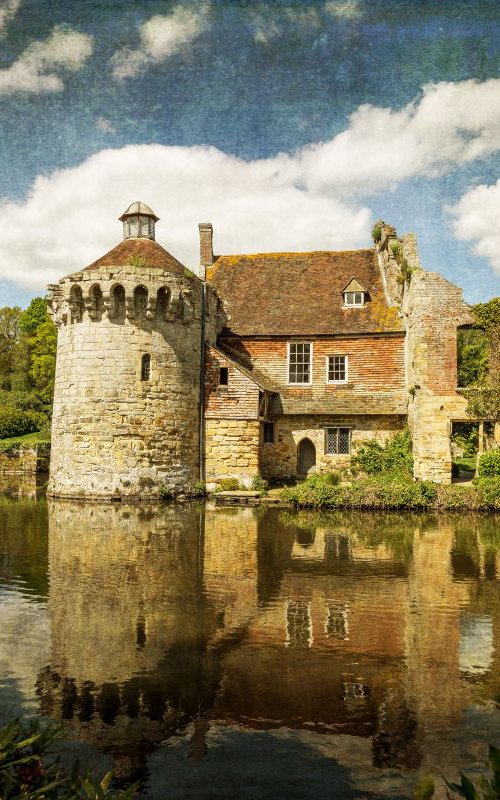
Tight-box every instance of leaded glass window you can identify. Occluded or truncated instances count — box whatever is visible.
[327,355,347,383]
[141,354,151,381]
[325,427,350,454]
[344,291,364,306]
[288,342,311,384]
[263,422,274,443]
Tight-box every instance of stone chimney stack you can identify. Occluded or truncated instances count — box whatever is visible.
[198,223,213,279]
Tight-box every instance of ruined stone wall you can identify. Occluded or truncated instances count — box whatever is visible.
[260,414,404,479]
[204,419,260,487]
[0,444,50,474]
[47,265,204,498]
[403,270,474,483]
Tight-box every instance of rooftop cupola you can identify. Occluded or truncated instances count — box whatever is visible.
[119,201,159,241]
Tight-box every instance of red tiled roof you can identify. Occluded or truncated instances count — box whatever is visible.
[208,249,403,336]
[83,238,187,275]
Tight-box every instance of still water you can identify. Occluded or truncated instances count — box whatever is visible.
[1,477,500,799]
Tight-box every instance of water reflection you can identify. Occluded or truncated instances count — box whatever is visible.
[4,495,499,796]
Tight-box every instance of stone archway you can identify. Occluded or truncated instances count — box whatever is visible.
[297,438,316,476]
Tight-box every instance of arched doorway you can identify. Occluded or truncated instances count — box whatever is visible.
[297,438,316,475]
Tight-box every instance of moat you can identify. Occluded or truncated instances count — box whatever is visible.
[1,477,499,799]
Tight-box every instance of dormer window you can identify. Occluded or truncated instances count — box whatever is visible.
[344,291,365,306]
[342,278,367,307]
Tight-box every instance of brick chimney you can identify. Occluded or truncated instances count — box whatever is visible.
[198,223,213,279]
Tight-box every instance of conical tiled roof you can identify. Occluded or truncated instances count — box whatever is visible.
[82,237,188,275]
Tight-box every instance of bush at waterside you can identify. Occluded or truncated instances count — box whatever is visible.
[281,474,500,511]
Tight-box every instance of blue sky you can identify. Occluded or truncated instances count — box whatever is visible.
[1,0,500,306]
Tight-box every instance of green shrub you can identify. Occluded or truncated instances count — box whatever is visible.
[371,223,382,243]
[191,480,207,497]
[0,718,137,799]
[352,429,413,478]
[250,473,268,493]
[0,407,39,439]
[159,485,174,501]
[217,478,241,491]
[478,449,500,477]
[472,477,500,509]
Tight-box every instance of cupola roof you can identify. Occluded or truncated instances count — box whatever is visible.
[119,201,159,222]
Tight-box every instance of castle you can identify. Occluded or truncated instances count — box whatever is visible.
[46,201,494,499]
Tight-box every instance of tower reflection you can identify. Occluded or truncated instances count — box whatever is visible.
[39,502,500,783]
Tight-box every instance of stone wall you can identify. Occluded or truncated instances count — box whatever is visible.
[403,270,475,483]
[260,414,404,479]
[0,444,50,475]
[204,418,260,487]
[47,265,204,498]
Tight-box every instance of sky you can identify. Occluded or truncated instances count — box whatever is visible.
[1,0,500,307]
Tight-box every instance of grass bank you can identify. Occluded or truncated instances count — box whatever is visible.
[280,474,500,511]
[0,431,51,454]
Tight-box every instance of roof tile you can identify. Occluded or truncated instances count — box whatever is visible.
[209,249,402,336]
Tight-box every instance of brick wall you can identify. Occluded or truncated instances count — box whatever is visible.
[221,334,406,396]
[204,347,260,419]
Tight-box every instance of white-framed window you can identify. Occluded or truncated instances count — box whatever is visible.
[288,342,312,384]
[325,427,351,455]
[327,355,348,384]
[343,291,364,306]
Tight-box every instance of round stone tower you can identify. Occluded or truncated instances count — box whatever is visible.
[47,202,204,499]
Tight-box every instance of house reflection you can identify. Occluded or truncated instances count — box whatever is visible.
[38,502,500,780]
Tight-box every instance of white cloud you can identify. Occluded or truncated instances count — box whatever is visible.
[324,0,363,21]
[111,5,209,80]
[0,26,93,95]
[449,180,500,275]
[297,78,500,195]
[0,144,370,290]
[0,0,21,35]
[4,77,500,290]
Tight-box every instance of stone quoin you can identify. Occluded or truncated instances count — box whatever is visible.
[46,206,497,498]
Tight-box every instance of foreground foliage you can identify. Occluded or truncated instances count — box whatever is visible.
[0,719,136,799]
[414,744,500,799]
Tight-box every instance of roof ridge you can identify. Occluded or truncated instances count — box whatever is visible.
[214,247,375,260]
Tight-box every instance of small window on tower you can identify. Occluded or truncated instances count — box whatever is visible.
[219,367,229,386]
[263,422,275,444]
[141,354,151,381]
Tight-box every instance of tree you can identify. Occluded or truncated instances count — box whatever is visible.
[28,319,57,404]
[0,306,21,387]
